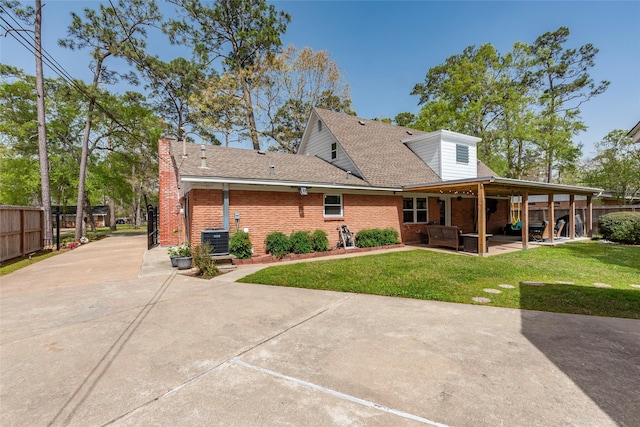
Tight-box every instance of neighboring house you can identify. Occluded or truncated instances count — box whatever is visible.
[159,108,601,255]
[51,205,110,228]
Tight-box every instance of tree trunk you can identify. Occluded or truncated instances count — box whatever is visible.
[109,198,116,231]
[84,193,96,232]
[74,105,93,240]
[74,53,105,241]
[35,0,52,246]
[241,79,260,150]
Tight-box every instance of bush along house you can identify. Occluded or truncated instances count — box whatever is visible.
[159,108,602,256]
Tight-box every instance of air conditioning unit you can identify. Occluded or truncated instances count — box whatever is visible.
[201,229,229,255]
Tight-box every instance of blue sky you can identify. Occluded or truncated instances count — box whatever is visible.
[1,0,638,157]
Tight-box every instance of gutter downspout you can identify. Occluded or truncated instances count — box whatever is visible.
[223,183,229,231]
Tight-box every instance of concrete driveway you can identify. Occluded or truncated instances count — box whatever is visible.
[1,235,638,426]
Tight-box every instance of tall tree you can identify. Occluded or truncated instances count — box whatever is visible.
[59,0,161,241]
[264,45,353,152]
[166,0,290,150]
[583,129,640,204]
[529,27,609,182]
[138,55,208,139]
[411,43,511,172]
[1,0,53,245]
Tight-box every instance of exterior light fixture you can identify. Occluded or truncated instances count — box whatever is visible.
[299,187,308,196]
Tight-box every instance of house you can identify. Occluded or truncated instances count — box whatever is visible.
[159,108,602,255]
[51,205,110,228]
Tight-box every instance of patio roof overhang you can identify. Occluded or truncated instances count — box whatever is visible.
[404,176,602,256]
[403,176,603,197]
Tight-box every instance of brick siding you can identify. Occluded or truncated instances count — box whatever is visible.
[158,138,181,246]
[186,189,406,255]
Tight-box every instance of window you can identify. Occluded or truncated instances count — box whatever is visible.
[331,142,337,160]
[324,194,342,217]
[318,120,322,132]
[403,197,427,223]
[456,144,469,164]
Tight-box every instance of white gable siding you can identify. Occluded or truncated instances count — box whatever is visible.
[440,139,477,180]
[405,140,441,177]
[403,130,480,181]
[301,117,362,178]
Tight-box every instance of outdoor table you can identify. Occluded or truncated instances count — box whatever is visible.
[461,233,493,254]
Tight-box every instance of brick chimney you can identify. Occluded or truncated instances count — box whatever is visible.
[158,138,180,246]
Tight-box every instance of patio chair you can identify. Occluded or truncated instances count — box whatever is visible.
[529,221,549,242]
[554,219,566,238]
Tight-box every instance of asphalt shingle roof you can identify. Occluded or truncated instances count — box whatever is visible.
[313,108,442,187]
[171,142,371,187]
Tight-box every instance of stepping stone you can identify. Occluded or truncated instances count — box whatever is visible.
[483,288,502,294]
[631,284,640,289]
[498,284,515,289]
[521,281,545,286]
[556,281,574,285]
[472,297,491,303]
[593,282,612,288]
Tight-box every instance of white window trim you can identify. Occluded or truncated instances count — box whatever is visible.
[324,194,343,217]
[403,196,428,224]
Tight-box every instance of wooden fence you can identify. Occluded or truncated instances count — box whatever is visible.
[0,206,44,263]
[530,205,639,235]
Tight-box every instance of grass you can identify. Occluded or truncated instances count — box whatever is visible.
[59,224,146,240]
[0,249,61,276]
[239,240,640,319]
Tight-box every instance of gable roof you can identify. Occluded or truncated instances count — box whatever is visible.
[308,108,497,187]
[171,141,373,188]
[309,108,442,187]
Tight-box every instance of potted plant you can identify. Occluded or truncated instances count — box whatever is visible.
[174,242,193,270]
[167,246,180,267]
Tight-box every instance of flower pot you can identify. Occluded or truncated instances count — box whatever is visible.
[170,256,178,267]
[175,256,193,270]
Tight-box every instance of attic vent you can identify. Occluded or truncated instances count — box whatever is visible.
[257,150,266,155]
[456,144,469,164]
[358,120,365,126]
[406,130,413,135]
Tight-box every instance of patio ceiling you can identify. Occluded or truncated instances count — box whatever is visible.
[404,176,602,198]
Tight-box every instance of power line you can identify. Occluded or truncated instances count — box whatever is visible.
[0,10,158,153]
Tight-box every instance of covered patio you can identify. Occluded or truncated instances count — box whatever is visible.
[405,177,602,256]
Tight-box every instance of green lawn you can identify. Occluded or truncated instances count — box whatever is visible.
[0,250,61,276]
[239,241,640,319]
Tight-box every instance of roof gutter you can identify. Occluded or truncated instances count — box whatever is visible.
[180,175,401,192]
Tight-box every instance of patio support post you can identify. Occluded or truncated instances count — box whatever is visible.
[586,196,593,237]
[548,193,555,243]
[477,183,487,255]
[569,195,576,239]
[522,192,529,249]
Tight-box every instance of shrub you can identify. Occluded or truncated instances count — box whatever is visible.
[380,228,400,246]
[310,229,329,252]
[193,242,219,278]
[265,231,291,257]
[598,212,640,244]
[355,228,399,248]
[289,230,313,254]
[229,231,252,259]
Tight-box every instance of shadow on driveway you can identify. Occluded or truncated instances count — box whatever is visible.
[520,284,640,427]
